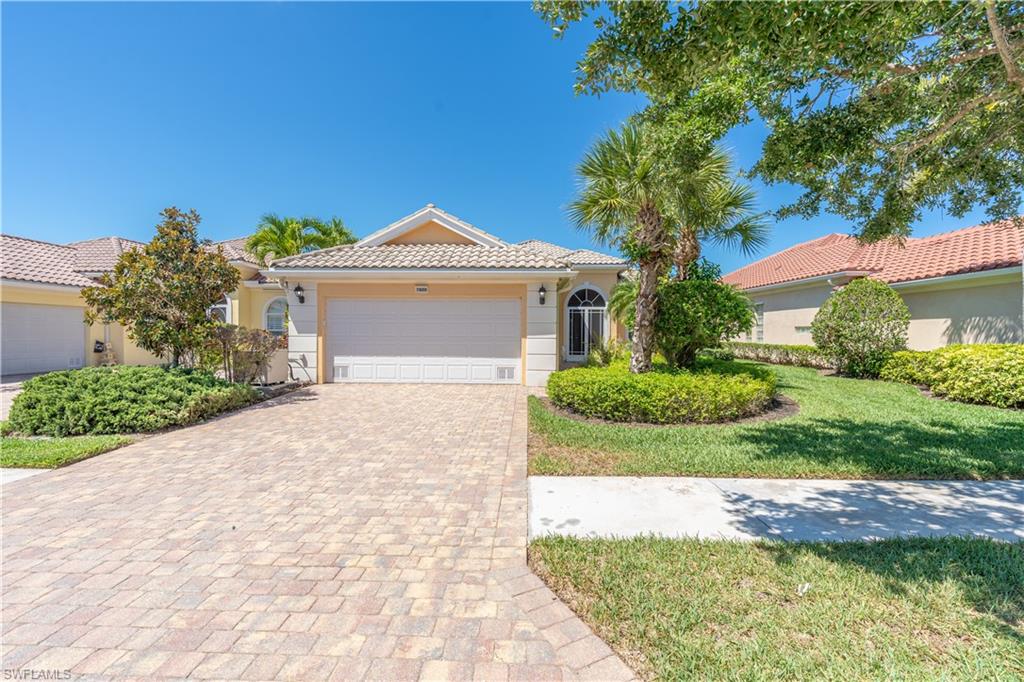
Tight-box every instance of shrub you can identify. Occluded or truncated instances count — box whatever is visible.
[203,324,281,383]
[811,278,910,377]
[726,342,831,368]
[882,344,1024,408]
[547,361,777,424]
[698,347,735,362]
[7,366,259,436]
[586,337,629,368]
[653,278,754,369]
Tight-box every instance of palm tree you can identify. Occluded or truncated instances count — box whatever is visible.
[569,122,674,373]
[308,217,357,250]
[670,147,768,279]
[246,213,356,263]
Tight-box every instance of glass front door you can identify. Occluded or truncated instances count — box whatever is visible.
[566,288,607,362]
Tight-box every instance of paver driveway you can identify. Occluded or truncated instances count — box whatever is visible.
[1,385,632,680]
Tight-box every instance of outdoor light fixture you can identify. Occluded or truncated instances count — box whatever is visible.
[538,284,547,305]
[293,283,305,304]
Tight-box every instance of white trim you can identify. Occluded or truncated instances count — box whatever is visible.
[355,206,507,248]
[242,280,284,289]
[563,282,610,362]
[265,268,574,279]
[737,271,872,293]
[571,263,627,271]
[0,278,85,293]
[887,266,1021,290]
[262,296,288,335]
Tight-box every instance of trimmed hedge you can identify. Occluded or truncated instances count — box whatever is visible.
[881,344,1024,408]
[547,361,777,424]
[7,366,260,436]
[726,342,832,369]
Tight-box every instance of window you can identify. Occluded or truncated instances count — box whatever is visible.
[264,298,287,336]
[754,303,764,342]
[567,287,607,360]
[208,295,230,324]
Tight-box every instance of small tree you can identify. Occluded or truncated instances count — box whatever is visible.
[205,324,280,384]
[83,207,240,367]
[811,278,910,377]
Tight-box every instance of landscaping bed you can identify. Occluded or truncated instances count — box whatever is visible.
[547,359,777,424]
[530,536,1024,681]
[530,363,1024,479]
[6,366,260,437]
[0,434,132,469]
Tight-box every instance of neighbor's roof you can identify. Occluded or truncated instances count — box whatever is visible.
[518,239,625,266]
[723,218,1024,289]
[211,237,261,265]
[271,243,571,270]
[1,234,97,287]
[67,236,146,273]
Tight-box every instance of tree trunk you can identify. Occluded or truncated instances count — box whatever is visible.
[629,202,669,373]
[673,228,700,280]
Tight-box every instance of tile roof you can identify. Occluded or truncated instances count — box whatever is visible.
[211,237,260,265]
[67,236,145,273]
[1,234,96,287]
[723,218,1024,289]
[271,243,571,270]
[517,240,625,266]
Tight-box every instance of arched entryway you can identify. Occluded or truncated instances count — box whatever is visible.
[565,286,607,362]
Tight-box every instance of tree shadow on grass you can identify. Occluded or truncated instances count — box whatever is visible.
[762,537,1024,639]
[736,415,1024,479]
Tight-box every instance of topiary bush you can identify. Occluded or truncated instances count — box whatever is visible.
[7,366,259,436]
[547,360,777,424]
[726,342,832,368]
[882,344,1024,408]
[811,278,910,377]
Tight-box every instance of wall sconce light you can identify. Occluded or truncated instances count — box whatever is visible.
[538,284,547,305]
[293,283,305,304]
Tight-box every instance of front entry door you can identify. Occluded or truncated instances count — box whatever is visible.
[566,288,607,363]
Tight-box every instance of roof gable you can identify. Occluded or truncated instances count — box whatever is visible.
[383,220,479,246]
[356,205,506,248]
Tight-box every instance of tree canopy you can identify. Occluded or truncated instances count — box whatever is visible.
[83,207,240,366]
[538,0,1024,241]
[246,214,356,263]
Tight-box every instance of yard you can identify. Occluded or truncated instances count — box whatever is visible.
[529,363,1024,480]
[530,536,1024,681]
[0,433,131,468]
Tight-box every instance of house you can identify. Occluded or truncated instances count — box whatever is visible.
[266,204,627,386]
[0,233,281,375]
[722,218,1024,350]
[1,205,628,386]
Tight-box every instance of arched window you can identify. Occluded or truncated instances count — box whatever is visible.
[566,287,607,360]
[208,295,230,324]
[264,298,287,336]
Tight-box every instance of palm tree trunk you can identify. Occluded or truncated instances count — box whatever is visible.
[673,228,700,280]
[629,202,668,373]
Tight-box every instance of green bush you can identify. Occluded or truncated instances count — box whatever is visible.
[7,366,259,436]
[698,347,736,362]
[586,337,630,368]
[547,360,777,424]
[811,278,910,377]
[882,344,1024,408]
[726,341,831,368]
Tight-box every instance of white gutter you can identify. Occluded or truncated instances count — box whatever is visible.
[571,263,627,271]
[263,267,574,279]
[738,271,872,293]
[887,265,1022,290]
[0,278,85,293]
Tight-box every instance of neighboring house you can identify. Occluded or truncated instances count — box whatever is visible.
[0,234,282,375]
[266,204,627,386]
[723,218,1024,350]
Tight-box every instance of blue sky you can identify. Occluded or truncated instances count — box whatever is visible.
[2,2,995,273]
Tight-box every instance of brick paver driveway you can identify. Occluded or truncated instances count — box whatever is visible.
[1,385,632,680]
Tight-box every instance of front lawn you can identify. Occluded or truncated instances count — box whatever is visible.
[530,536,1024,681]
[0,434,132,468]
[529,363,1024,479]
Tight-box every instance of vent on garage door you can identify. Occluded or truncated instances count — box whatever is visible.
[497,366,515,381]
[334,365,350,381]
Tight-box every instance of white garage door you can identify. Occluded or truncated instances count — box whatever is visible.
[1,303,86,375]
[327,299,520,384]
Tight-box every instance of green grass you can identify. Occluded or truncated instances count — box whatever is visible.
[529,363,1024,479]
[530,536,1024,681]
[0,434,132,468]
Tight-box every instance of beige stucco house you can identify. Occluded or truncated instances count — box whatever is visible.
[1,205,627,386]
[267,205,627,386]
[0,233,283,375]
[722,218,1023,350]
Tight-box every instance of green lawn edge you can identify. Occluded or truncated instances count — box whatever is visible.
[0,434,133,469]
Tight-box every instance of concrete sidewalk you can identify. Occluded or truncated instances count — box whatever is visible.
[529,476,1024,542]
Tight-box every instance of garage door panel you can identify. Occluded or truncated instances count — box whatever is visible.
[1,303,86,375]
[327,299,520,384]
